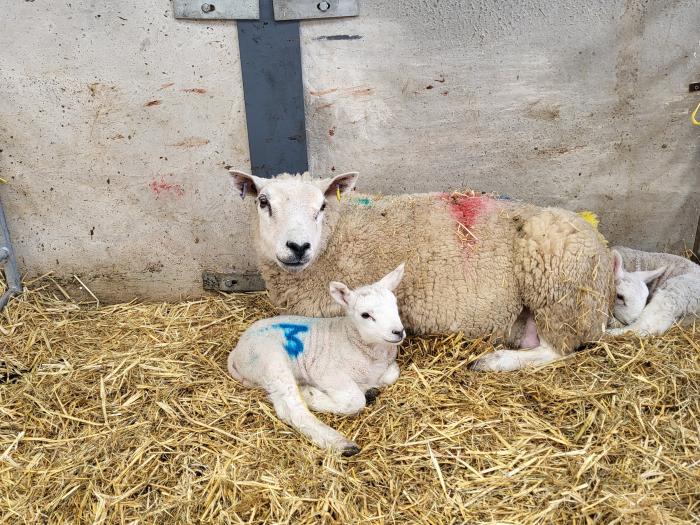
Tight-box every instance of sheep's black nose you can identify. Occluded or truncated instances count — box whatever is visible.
[286,241,311,258]
[392,329,405,338]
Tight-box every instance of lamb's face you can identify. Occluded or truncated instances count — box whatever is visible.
[349,286,406,345]
[229,170,358,273]
[329,263,406,346]
[614,275,649,325]
[612,250,666,325]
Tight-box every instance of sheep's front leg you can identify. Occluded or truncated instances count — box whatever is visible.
[607,293,677,337]
[471,339,561,372]
[301,374,366,416]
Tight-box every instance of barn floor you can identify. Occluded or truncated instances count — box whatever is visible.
[1,277,698,524]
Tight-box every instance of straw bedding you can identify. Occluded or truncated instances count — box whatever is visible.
[1,277,698,524]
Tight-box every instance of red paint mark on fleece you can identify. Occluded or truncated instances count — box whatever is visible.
[440,192,495,247]
[149,178,185,198]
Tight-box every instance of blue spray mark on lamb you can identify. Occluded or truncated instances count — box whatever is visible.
[272,323,309,358]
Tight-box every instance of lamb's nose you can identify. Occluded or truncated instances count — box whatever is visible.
[286,241,311,258]
[392,329,405,338]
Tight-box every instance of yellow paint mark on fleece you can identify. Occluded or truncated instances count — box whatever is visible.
[577,210,608,246]
[577,210,599,230]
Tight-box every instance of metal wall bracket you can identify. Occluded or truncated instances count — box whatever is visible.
[173,0,259,20]
[202,271,265,292]
[273,0,358,20]
[173,0,358,20]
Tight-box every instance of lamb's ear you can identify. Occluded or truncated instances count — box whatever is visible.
[321,172,359,200]
[228,168,265,199]
[612,250,625,282]
[377,262,405,292]
[329,281,355,307]
[636,266,667,285]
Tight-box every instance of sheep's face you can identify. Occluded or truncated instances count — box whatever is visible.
[229,170,358,273]
[330,263,406,346]
[612,250,666,325]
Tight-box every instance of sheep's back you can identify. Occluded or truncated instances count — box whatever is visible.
[262,191,524,337]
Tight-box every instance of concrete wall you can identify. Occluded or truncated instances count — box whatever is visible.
[1,0,698,301]
[302,0,700,254]
[0,1,254,301]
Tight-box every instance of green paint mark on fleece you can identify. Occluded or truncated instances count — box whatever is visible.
[353,197,373,206]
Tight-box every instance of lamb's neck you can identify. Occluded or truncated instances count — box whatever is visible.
[339,318,390,361]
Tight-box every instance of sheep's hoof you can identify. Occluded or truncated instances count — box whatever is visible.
[364,388,380,405]
[470,350,509,372]
[606,328,626,336]
[341,444,361,457]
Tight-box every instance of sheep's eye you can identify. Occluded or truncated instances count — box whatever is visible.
[320,202,326,212]
[258,195,269,208]
[361,312,372,320]
[616,294,623,301]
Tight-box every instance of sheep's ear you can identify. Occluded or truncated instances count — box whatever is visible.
[228,168,265,199]
[321,172,359,200]
[377,262,405,292]
[636,266,666,285]
[612,250,625,282]
[329,281,354,307]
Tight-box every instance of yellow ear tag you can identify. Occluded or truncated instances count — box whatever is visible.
[336,185,341,202]
[692,100,700,126]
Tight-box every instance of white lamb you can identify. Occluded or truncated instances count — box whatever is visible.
[607,246,700,336]
[227,264,406,455]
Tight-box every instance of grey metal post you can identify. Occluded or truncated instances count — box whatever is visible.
[0,194,21,310]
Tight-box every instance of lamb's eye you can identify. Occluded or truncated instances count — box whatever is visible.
[361,312,372,320]
[258,195,269,208]
[320,202,326,212]
[616,294,623,301]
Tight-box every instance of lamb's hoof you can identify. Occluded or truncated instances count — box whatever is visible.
[364,388,380,405]
[341,444,361,457]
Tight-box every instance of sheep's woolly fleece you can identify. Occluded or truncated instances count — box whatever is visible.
[1,277,699,524]
[255,180,614,356]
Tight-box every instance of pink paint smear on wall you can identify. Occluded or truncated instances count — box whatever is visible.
[150,178,185,198]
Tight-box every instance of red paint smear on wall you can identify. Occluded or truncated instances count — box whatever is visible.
[150,178,185,198]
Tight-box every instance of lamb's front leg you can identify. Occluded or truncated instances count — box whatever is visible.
[607,293,677,337]
[377,361,400,387]
[301,373,366,416]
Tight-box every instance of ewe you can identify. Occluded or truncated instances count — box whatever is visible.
[608,247,700,336]
[228,264,406,455]
[229,170,614,371]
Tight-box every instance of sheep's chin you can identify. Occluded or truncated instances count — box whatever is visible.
[275,258,311,273]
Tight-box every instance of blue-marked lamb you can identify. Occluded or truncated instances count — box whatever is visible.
[228,170,614,372]
[228,264,406,455]
[607,246,700,336]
